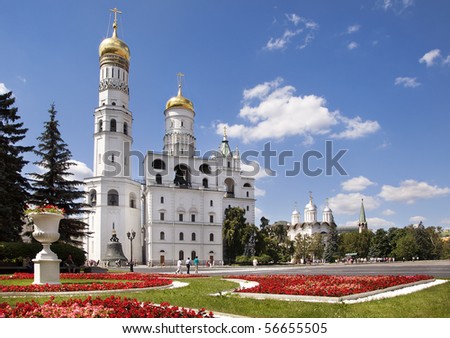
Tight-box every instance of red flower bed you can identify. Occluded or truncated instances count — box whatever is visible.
[0,273,172,292]
[0,296,214,318]
[228,274,433,297]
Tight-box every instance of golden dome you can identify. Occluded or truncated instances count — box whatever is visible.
[99,22,130,61]
[165,85,194,111]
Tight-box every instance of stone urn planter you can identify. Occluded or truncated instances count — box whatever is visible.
[28,212,64,285]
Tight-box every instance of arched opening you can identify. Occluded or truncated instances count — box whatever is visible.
[155,174,162,184]
[179,232,184,241]
[224,178,235,197]
[160,231,165,240]
[107,189,119,206]
[129,193,137,208]
[89,189,97,206]
[123,122,128,135]
[191,232,196,241]
[174,164,191,187]
[243,183,251,188]
[152,159,166,170]
[191,251,196,260]
[98,120,103,132]
[199,164,211,175]
[202,178,208,188]
[178,250,184,260]
[209,233,215,242]
[110,119,117,132]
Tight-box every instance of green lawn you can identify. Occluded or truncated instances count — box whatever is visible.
[1,277,449,317]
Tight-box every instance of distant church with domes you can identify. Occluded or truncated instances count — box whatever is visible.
[84,9,255,266]
[287,193,368,240]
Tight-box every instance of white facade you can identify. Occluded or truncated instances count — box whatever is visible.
[84,15,255,266]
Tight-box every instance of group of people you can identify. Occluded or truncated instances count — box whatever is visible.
[175,256,199,274]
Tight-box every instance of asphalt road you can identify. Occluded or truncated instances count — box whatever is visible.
[131,260,450,278]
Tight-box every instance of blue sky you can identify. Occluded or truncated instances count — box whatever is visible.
[1,0,450,230]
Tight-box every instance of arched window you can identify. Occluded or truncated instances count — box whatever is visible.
[179,250,184,260]
[179,232,184,241]
[210,200,213,207]
[224,178,235,197]
[174,164,191,187]
[191,232,196,241]
[243,183,251,188]
[209,233,214,242]
[152,159,166,170]
[199,164,211,174]
[129,193,136,208]
[123,122,128,135]
[160,231,165,240]
[110,119,117,132]
[202,178,208,188]
[160,196,164,203]
[107,190,119,206]
[246,191,249,197]
[98,120,103,132]
[191,251,196,260]
[89,189,97,206]
[156,174,162,184]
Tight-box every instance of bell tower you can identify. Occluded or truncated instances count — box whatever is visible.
[85,8,142,264]
[94,7,133,177]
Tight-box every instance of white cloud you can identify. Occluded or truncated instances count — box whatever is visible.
[329,193,380,215]
[240,162,273,180]
[347,25,361,34]
[380,0,414,13]
[265,14,318,51]
[69,160,94,181]
[286,13,301,26]
[440,218,450,225]
[342,217,394,230]
[217,78,380,143]
[348,41,358,50]
[254,186,266,197]
[379,179,450,204]
[409,215,426,223]
[382,209,396,216]
[265,29,302,51]
[341,176,376,192]
[255,207,264,221]
[395,77,420,88]
[0,83,9,94]
[419,49,441,66]
[330,115,380,140]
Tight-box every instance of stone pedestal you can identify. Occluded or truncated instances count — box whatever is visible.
[29,212,63,285]
[32,259,62,285]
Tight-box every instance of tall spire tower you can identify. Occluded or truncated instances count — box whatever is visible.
[85,8,141,264]
[358,199,368,233]
[94,7,133,177]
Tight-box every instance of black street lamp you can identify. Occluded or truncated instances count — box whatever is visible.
[127,230,136,272]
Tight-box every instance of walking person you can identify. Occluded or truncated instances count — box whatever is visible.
[253,257,258,269]
[193,256,199,274]
[175,259,182,274]
[185,257,191,274]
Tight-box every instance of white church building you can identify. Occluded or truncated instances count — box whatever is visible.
[84,11,255,266]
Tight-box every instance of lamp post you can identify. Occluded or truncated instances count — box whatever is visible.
[127,230,136,272]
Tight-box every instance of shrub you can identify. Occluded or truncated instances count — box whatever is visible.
[0,242,85,266]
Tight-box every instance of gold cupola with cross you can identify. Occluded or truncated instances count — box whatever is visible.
[99,8,130,62]
[165,73,195,112]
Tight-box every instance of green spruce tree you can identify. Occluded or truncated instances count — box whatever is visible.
[0,91,34,242]
[28,103,89,246]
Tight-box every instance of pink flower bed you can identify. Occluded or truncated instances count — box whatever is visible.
[228,274,433,297]
[0,273,214,318]
[0,273,172,292]
[0,296,214,318]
